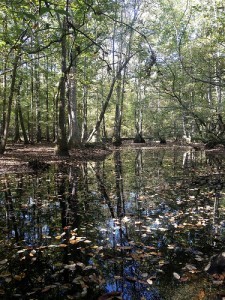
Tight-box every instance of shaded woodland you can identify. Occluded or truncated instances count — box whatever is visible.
[2,2,225,298]
[0,0,225,155]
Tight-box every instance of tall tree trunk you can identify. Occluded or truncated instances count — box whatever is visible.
[35,53,42,142]
[18,101,29,145]
[86,55,133,143]
[81,58,88,142]
[45,56,50,142]
[68,50,81,147]
[134,79,145,143]
[0,52,20,154]
[14,78,23,143]
[55,17,69,156]
[29,66,35,144]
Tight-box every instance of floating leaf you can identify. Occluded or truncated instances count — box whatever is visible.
[76,262,85,268]
[70,237,82,244]
[59,244,67,248]
[173,272,181,280]
[147,278,153,285]
[14,273,26,281]
[84,240,92,244]
[0,259,8,265]
[64,264,76,271]
[167,244,175,250]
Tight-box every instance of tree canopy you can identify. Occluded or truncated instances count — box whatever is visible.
[0,0,225,154]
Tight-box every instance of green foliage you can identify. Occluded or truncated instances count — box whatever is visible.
[0,0,225,146]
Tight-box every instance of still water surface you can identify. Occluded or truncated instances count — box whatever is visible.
[1,148,225,299]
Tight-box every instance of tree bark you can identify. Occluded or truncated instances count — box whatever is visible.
[0,52,20,154]
[86,55,133,143]
[55,18,69,156]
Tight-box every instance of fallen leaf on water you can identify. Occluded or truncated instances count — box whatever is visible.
[76,262,85,268]
[84,239,92,244]
[59,244,67,248]
[167,244,175,250]
[147,278,153,285]
[0,259,8,265]
[64,264,76,271]
[14,273,26,281]
[173,272,181,280]
[185,264,197,272]
[180,276,189,282]
[70,238,82,245]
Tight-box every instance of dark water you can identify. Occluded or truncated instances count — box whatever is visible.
[1,148,225,299]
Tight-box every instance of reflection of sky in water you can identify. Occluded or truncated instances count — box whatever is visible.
[1,149,225,298]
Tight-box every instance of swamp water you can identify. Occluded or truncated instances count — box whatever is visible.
[1,148,225,299]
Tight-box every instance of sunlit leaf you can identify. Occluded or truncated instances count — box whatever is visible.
[14,273,26,281]
[0,259,8,265]
[147,278,153,285]
[70,237,82,244]
[59,244,67,248]
[135,221,143,225]
[122,216,130,223]
[76,262,85,268]
[64,264,76,271]
[84,239,92,244]
[159,227,168,232]
[167,244,175,249]
[173,272,181,280]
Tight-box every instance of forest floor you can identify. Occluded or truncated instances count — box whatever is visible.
[0,140,220,174]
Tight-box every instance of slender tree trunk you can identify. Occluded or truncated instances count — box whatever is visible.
[14,78,23,143]
[55,18,69,156]
[35,53,42,142]
[29,66,35,144]
[18,101,29,144]
[87,55,133,143]
[45,56,50,142]
[2,63,7,137]
[0,52,20,154]
[68,50,80,147]
[81,58,88,142]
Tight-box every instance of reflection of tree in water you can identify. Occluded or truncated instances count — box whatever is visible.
[114,150,125,218]
[3,176,19,242]
[2,150,225,298]
[0,166,105,299]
